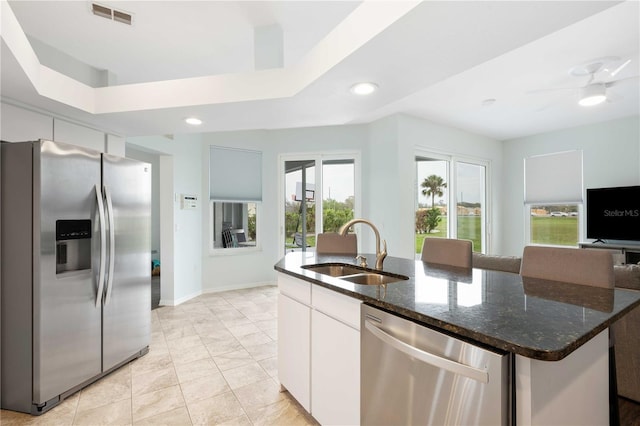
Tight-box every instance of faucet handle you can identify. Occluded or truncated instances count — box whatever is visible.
[374,240,388,270]
[355,255,368,268]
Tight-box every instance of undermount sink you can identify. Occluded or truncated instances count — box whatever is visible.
[301,263,409,285]
[301,263,365,277]
[339,272,408,285]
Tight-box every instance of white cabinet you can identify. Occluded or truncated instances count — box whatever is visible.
[1,103,53,142]
[106,134,126,156]
[312,309,360,425]
[516,330,609,425]
[53,119,105,152]
[277,274,311,411]
[277,272,361,425]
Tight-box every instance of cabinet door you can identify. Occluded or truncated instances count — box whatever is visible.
[278,293,311,411]
[311,309,360,426]
[1,103,53,142]
[53,119,105,152]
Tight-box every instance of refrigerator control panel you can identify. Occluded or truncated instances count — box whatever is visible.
[56,219,91,240]
[56,220,91,274]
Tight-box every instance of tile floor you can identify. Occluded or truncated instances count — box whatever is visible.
[0,285,318,425]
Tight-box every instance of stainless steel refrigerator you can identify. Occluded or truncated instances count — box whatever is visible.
[1,139,151,415]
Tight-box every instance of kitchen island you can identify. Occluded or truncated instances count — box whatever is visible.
[275,252,640,425]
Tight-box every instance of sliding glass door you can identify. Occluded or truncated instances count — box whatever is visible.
[415,153,487,256]
[284,160,316,252]
[455,161,486,253]
[282,155,358,254]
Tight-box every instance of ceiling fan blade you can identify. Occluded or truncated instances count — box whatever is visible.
[604,91,624,103]
[534,102,558,112]
[606,75,639,88]
[526,87,577,95]
[609,59,631,77]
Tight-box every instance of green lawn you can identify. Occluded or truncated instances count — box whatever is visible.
[415,216,578,253]
[416,216,482,253]
[285,235,316,250]
[530,216,578,246]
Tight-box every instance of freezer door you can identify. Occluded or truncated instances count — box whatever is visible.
[35,140,103,405]
[102,154,151,371]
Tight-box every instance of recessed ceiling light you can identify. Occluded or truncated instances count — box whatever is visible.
[185,117,202,126]
[350,82,378,95]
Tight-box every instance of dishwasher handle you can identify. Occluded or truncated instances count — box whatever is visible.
[364,320,489,384]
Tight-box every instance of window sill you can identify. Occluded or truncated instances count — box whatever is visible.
[209,245,262,256]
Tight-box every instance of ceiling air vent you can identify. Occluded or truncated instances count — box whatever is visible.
[113,10,132,25]
[92,3,112,19]
[92,3,133,25]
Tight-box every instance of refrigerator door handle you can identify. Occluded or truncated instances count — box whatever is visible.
[364,319,489,383]
[104,185,116,305]
[95,184,107,307]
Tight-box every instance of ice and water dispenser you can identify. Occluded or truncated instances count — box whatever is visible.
[56,220,91,274]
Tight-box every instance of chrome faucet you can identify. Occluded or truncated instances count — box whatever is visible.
[339,218,387,270]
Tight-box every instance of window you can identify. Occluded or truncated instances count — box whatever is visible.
[524,151,583,247]
[210,146,262,252]
[415,153,487,256]
[529,204,580,246]
[211,201,257,249]
[282,154,358,254]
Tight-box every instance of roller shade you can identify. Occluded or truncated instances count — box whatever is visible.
[524,150,583,204]
[210,146,262,201]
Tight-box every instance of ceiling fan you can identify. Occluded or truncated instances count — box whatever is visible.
[530,56,636,107]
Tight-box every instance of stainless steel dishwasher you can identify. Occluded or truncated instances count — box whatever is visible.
[361,305,510,425]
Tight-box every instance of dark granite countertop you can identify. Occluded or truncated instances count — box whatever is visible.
[274,252,640,361]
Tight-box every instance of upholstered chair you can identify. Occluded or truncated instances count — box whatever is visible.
[315,233,357,255]
[421,238,472,268]
[472,252,522,273]
[520,246,614,288]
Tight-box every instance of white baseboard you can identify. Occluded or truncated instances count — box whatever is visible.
[157,282,275,307]
[158,289,202,307]
[202,281,275,294]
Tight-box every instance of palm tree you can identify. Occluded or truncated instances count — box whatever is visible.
[421,175,447,208]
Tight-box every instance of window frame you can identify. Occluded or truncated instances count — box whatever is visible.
[208,146,263,256]
[523,150,584,248]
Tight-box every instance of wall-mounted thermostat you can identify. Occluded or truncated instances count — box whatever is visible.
[180,194,198,210]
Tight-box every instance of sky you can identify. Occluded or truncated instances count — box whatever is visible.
[285,162,354,203]
[284,159,483,206]
[417,160,483,205]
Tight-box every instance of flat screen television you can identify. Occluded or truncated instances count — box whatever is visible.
[586,185,640,242]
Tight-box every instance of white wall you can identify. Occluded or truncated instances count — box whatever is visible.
[362,116,401,256]
[127,134,203,304]
[501,116,640,256]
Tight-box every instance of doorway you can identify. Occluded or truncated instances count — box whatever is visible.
[282,155,358,255]
[126,147,161,309]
